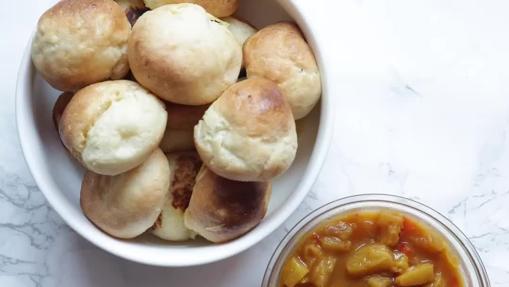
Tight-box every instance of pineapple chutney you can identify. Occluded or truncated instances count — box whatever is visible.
[279,210,463,287]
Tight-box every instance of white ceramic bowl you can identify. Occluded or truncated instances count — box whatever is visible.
[16,0,333,266]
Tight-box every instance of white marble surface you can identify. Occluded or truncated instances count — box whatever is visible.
[2,0,509,286]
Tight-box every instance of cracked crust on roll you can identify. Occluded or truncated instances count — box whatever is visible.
[59,80,167,175]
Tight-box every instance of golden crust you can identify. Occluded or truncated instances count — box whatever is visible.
[128,4,241,105]
[244,22,322,119]
[143,0,238,17]
[184,166,271,242]
[167,152,202,211]
[80,148,170,239]
[215,78,293,137]
[194,78,298,182]
[32,0,131,91]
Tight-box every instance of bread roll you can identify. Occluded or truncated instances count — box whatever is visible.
[32,0,131,91]
[244,22,322,119]
[152,152,201,241]
[59,80,167,175]
[159,103,207,153]
[128,4,241,105]
[143,0,238,17]
[223,17,257,47]
[194,78,297,182]
[115,0,147,25]
[81,148,170,239]
[184,167,271,242]
[52,92,74,132]
[223,17,257,68]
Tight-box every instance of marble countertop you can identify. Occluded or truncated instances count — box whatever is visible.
[2,0,508,286]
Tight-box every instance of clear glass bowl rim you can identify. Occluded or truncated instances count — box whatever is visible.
[261,193,491,287]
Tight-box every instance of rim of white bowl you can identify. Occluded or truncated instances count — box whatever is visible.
[15,1,334,267]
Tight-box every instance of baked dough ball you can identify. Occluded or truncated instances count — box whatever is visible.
[128,4,241,105]
[244,22,322,120]
[184,167,271,243]
[115,0,147,25]
[152,152,202,241]
[194,78,297,182]
[160,103,208,153]
[81,148,170,239]
[223,17,257,47]
[143,0,238,17]
[59,80,167,175]
[52,92,74,132]
[31,0,131,92]
[223,17,257,68]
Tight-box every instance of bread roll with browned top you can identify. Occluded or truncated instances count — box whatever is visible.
[32,0,131,91]
[194,78,297,182]
[143,0,238,17]
[152,152,202,241]
[59,80,167,175]
[184,167,271,242]
[128,4,241,105]
[81,148,170,239]
[244,22,322,120]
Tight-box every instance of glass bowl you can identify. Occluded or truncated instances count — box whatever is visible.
[262,194,490,287]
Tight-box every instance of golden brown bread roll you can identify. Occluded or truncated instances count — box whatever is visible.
[152,152,202,241]
[81,148,170,239]
[184,167,271,242]
[32,0,131,91]
[194,78,298,182]
[143,0,238,17]
[128,4,241,105]
[59,80,167,176]
[244,22,322,120]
